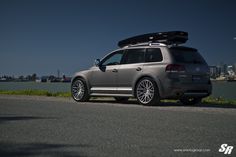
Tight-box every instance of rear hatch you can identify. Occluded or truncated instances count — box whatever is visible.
[169,46,210,84]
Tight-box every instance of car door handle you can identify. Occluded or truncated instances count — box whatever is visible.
[112,69,118,72]
[136,67,142,71]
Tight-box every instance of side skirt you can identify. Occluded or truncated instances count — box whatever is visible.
[90,87,133,97]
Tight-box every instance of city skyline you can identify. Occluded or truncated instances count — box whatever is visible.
[0,0,236,76]
[1,61,236,78]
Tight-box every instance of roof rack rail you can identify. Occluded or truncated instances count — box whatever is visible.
[118,31,188,48]
[124,42,166,48]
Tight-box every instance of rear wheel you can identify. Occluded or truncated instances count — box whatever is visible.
[114,97,129,103]
[136,77,160,106]
[180,97,202,105]
[71,78,90,102]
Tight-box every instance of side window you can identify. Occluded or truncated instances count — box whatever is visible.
[101,50,123,66]
[122,49,145,64]
[145,48,163,62]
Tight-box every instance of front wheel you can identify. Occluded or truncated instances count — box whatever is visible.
[180,97,202,105]
[71,78,90,102]
[136,77,160,106]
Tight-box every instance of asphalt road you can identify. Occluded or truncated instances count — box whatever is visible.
[0,95,235,157]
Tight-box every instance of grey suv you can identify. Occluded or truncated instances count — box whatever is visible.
[71,31,212,105]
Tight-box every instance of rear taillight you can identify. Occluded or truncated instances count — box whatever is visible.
[166,64,185,72]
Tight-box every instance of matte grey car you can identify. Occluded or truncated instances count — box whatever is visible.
[71,32,212,105]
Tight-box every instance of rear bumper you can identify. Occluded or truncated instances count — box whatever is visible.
[161,82,212,99]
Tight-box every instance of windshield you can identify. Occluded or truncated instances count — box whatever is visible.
[170,47,206,64]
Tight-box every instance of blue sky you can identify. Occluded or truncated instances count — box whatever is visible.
[0,0,236,76]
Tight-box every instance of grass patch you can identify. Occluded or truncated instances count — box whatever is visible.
[161,97,236,105]
[202,96,236,105]
[0,90,71,98]
[0,89,235,105]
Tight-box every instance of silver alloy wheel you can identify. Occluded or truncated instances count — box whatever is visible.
[72,80,85,101]
[136,79,155,104]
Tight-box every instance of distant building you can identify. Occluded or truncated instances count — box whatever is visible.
[35,77,41,83]
[62,75,71,82]
[227,65,235,76]
[216,65,221,76]
[209,66,218,79]
[219,63,228,76]
[41,76,49,82]
[233,63,236,73]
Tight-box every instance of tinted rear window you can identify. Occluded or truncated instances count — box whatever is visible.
[122,49,145,64]
[170,48,206,64]
[145,48,163,62]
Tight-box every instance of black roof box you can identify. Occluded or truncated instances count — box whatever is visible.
[118,31,188,48]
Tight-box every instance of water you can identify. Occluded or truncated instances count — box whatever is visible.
[0,81,235,100]
[211,81,236,100]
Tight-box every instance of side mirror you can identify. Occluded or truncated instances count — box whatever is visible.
[94,59,101,67]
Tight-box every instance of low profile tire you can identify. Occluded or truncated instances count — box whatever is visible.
[71,78,90,102]
[136,77,160,106]
[114,97,129,103]
[180,97,202,105]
